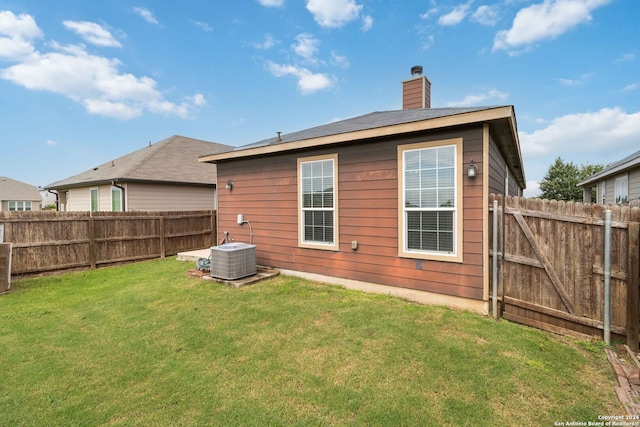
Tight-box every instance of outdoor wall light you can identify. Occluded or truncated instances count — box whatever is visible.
[467,161,478,178]
[225,179,233,191]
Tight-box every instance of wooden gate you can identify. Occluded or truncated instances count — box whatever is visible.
[490,195,640,347]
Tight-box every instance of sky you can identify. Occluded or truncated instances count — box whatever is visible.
[0,0,638,198]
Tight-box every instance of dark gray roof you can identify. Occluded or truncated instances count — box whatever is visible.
[227,107,494,153]
[46,135,232,189]
[0,177,42,201]
[578,148,640,187]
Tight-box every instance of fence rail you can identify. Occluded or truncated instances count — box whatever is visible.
[0,210,216,276]
[490,195,640,347]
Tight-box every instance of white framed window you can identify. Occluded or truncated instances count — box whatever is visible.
[111,186,123,212]
[398,138,463,262]
[298,154,339,251]
[8,201,31,211]
[90,188,99,212]
[615,174,628,204]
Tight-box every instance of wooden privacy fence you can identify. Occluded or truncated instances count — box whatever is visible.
[0,210,216,276]
[489,195,640,347]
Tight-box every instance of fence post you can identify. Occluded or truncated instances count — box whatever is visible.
[493,199,498,319]
[628,221,640,349]
[159,216,165,259]
[604,210,612,345]
[88,216,96,270]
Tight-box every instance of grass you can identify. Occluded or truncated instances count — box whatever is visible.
[0,258,623,426]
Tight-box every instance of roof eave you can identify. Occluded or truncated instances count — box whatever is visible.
[46,177,216,190]
[577,156,640,187]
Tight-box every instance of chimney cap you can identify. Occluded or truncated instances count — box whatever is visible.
[411,65,423,76]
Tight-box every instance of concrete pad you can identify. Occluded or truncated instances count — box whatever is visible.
[176,248,211,262]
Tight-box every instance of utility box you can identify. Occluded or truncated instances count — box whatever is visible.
[210,243,256,280]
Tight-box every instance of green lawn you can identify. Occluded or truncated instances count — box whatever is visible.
[0,258,622,426]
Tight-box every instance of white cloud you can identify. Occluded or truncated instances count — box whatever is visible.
[0,10,42,38]
[0,10,42,59]
[190,93,206,106]
[615,52,635,63]
[472,5,499,26]
[257,0,285,6]
[132,7,159,25]
[523,180,541,198]
[438,1,473,26]
[63,21,122,48]
[330,51,349,68]
[1,38,202,120]
[361,15,373,31]
[192,20,213,32]
[445,89,508,107]
[519,107,640,157]
[254,34,277,50]
[292,33,319,61]
[493,0,611,53]
[421,35,435,50]
[306,0,363,28]
[45,139,57,146]
[266,61,334,94]
[420,7,440,20]
[622,82,640,92]
[557,73,593,86]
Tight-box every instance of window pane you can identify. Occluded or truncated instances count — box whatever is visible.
[421,189,437,208]
[406,190,420,208]
[405,151,420,171]
[438,146,455,167]
[405,170,419,189]
[438,189,455,207]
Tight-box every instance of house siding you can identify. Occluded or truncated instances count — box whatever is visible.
[630,168,640,203]
[61,183,215,211]
[217,125,486,301]
[65,186,98,211]
[127,183,216,211]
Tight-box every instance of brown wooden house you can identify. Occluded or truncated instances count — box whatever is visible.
[200,69,525,314]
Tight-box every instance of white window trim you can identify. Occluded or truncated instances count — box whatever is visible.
[398,138,464,263]
[615,174,629,204]
[297,153,339,251]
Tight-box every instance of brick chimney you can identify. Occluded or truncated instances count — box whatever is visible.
[402,65,431,109]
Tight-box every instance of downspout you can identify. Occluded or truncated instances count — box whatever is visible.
[47,189,59,211]
[111,180,126,211]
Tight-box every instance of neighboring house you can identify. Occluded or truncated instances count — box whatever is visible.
[578,148,640,205]
[46,135,231,212]
[200,68,525,314]
[0,177,42,211]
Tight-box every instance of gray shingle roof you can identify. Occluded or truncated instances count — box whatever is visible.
[0,177,42,201]
[578,148,640,187]
[228,107,493,153]
[46,135,232,189]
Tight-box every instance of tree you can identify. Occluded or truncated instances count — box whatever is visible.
[539,157,603,202]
